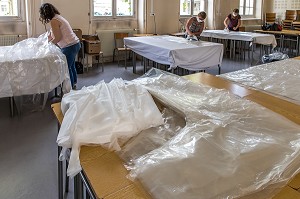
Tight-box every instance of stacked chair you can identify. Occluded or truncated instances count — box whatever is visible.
[265,13,276,24]
[292,10,300,30]
[283,10,297,30]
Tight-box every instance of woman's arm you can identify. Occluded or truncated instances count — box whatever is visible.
[49,19,62,44]
[233,19,241,30]
[185,17,194,36]
[224,17,229,28]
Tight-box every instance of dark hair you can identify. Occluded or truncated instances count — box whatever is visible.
[198,11,207,19]
[233,8,239,14]
[39,3,60,24]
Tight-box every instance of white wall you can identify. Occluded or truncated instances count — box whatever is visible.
[32,0,90,36]
[0,0,274,36]
[145,0,180,34]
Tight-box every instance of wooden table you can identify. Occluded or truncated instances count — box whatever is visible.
[254,29,300,56]
[52,73,300,199]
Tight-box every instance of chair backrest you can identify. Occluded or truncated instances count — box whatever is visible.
[114,33,129,48]
[73,29,82,41]
[285,10,297,21]
[265,13,276,24]
[296,10,300,21]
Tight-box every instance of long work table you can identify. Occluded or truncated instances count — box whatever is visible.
[52,70,300,199]
[254,29,300,56]
[124,35,223,74]
[200,29,277,62]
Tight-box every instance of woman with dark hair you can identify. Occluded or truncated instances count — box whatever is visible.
[224,8,241,31]
[39,3,80,89]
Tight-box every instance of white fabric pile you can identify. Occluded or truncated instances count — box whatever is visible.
[57,79,164,177]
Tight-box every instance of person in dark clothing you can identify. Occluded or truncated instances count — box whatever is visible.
[224,8,241,31]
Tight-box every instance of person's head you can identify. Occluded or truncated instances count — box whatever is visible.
[197,11,207,23]
[39,3,60,24]
[232,8,239,17]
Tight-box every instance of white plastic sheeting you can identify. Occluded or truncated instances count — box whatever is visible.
[0,33,71,98]
[57,79,164,177]
[201,30,277,47]
[119,69,300,199]
[220,58,300,104]
[124,35,223,70]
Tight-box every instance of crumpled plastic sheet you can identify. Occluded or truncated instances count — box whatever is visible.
[118,107,186,166]
[220,58,300,104]
[121,68,300,199]
[57,79,164,177]
[261,52,289,63]
[0,33,71,98]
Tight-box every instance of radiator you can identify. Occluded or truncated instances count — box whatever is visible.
[96,29,137,57]
[0,35,27,46]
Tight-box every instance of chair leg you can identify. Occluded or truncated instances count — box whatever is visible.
[117,51,120,67]
[113,49,116,62]
[101,53,104,72]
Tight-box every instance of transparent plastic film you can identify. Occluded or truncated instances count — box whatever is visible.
[57,78,164,177]
[220,58,300,104]
[118,107,186,168]
[0,33,71,98]
[125,68,300,199]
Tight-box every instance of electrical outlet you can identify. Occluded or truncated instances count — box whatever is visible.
[150,13,155,16]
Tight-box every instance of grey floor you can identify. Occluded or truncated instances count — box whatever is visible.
[0,52,260,199]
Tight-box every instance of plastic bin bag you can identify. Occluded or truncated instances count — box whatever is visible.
[124,68,300,199]
[57,78,164,177]
[261,51,289,63]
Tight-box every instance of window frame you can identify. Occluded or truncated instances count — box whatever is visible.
[0,0,24,22]
[239,0,256,18]
[180,0,207,17]
[92,0,136,21]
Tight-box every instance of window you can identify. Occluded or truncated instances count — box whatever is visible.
[0,0,18,16]
[93,0,134,18]
[0,0,23,21]
[239,0,255,17]
[180,0,206,16]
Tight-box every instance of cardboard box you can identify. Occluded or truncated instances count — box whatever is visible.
[84,40,101,54]
[83,34,101,54]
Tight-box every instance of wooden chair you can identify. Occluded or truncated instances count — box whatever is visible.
[113,33,131,68]
[265,13,276,24]
[283,10,297,30]
[292,10,300,30]
[292,22,300,30]
[296,10,300,21]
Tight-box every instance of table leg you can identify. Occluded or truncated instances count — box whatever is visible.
[9,97,14,117]
[297,35,299,56]
[79,171,97,199]
[132,52,136,74]
[58,145,63,199]
[251,43,254,65]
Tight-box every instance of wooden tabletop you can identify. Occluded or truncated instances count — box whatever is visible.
[51,72,300,199]
[254,29,300,36]
[132,33,157,37]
